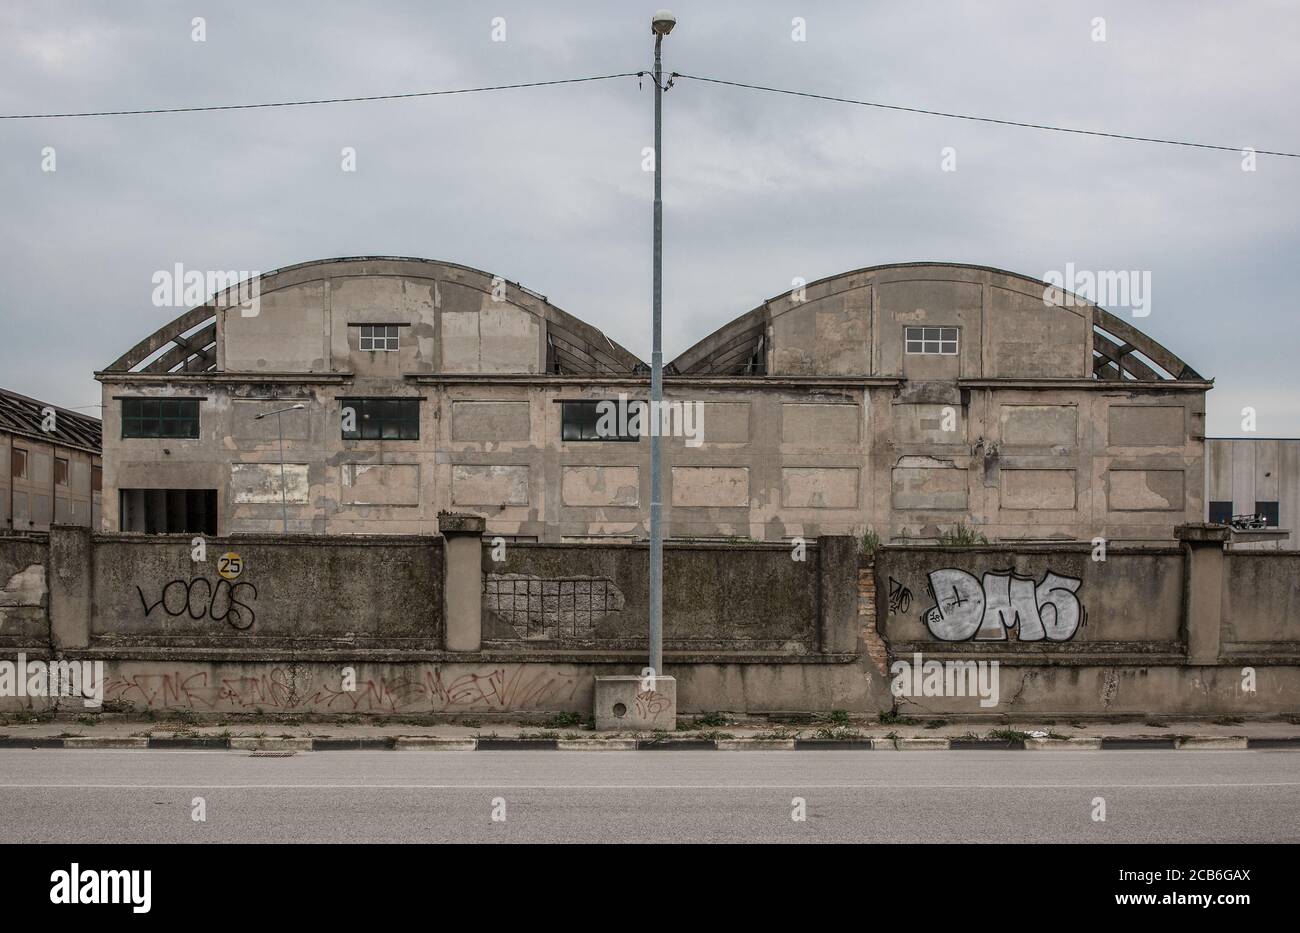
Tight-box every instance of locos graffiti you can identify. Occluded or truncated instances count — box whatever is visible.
[137,578,258,631]
[922,568,1084,642]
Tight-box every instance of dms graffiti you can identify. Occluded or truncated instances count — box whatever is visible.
[922,568,1084,642]
[137,578,258,631]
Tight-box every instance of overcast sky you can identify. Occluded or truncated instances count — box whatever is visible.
[1,1,1297,434]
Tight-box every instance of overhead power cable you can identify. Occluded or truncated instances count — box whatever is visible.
[0,73,642,120]
[671,73,1300,159]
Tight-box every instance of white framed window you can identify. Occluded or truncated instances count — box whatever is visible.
[905,325,959,355]
[359,324,401,351]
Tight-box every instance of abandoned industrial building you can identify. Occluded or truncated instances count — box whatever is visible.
[0,388,103,533]
[95,256,1215,543]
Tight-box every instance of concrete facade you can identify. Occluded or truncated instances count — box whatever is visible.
[1206,437,1300,547]
[97,258,1210,544]
[0,388,102,534]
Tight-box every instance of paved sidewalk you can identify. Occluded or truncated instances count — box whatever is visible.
[2,711,1297,750]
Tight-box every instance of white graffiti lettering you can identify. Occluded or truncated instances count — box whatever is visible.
[922,568,1084,641]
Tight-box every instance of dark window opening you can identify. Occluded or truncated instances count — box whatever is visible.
[1255,501,1280,527]
[340,398,420,440]
[54,457,69,486]
[561,400,642,442]
[11,447,27,480]
[91,465,102,493]
[119,488,216,535]
[122,398,200,439]
[1208,501,1233,525]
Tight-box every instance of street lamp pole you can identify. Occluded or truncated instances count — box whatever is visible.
[254,403,306,534]
[649,10,675,681]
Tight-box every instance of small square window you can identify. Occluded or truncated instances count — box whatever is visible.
[905,325,959,355]
[359,324,400,351]
[1255,501,1280,527]
[1208,501,1233,525]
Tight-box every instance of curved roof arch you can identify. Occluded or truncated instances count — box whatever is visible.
[668,261,1204,382]
[102,256,645,376]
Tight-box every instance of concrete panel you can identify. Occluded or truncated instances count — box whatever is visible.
[892,465,968,510]
[451,401,532,442]
[231,400,311,441]
[781,467,859,509]
[987,285,1088,377]
[341,463,420,506]
[440,310,481,373]
[451,465,529,507]
[231,463,309,504]
[893,403,964,444]
[480,305,541,374]
[561,466,640,507]
[1109,406,1185,447]
[770,286,870,375]
[699,402,749,444]
[671,467,749,508]
[782,403,860,446]
[1000,469,1076,510]
[223,281,328,372]
[1000,405,1077,447]
[1107,469,1185,511]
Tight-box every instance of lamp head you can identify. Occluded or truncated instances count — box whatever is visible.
[651,9,676,36]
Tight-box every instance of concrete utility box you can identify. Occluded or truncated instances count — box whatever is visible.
[594,675,676,732]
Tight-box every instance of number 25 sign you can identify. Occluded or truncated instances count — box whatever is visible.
[217,552,243,581]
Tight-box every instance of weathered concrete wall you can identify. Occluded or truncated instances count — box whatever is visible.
[481,541,826,652]
[4,527,1297,719]
[0,535,48,647]
[872,531,1300,717]
[88,533,444,647]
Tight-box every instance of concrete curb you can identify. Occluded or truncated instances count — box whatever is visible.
[230,737,315,751]
[0,733,1292,751]
[1025,737,1103,750]
[872,737,950,750]
[1175,735,1248,750]
[558,738,638,751]
[392,737,476,751]
[61,736,149,749]
[715,738,797,750]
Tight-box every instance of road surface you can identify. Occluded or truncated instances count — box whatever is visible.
[1,749,1296,843]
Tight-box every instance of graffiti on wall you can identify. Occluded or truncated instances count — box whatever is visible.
[888,576,913,614]
[137,578,258,631]
[921,568,1085,642]
[103,665,581,713]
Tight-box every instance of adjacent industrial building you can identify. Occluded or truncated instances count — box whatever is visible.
[96,256,1213,543]
[0,388,102,533]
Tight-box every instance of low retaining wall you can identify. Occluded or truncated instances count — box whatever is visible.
[2,521,1299,719]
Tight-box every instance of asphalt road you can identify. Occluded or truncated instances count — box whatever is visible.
[1,749,1296,843]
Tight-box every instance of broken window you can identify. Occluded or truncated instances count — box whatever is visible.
[359,324,401,351]
[10,447,27,480]
[340,398,420,440]
[1255,501,1280,527]
[122,398,200,438]
[561,400,642,442]
[905,326,959,355]
[118,488,217,534]
[54,457,69,486]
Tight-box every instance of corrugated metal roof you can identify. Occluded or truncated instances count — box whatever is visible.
[0,387,102,453]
